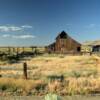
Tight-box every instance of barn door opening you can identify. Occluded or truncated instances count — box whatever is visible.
[77,47,81,52]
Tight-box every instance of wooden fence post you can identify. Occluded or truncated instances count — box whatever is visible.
[60,75,64,82]
[23,62,28,79]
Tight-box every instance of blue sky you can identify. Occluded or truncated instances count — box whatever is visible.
[0,0,100,46]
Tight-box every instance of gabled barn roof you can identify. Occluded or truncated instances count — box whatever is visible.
[56,31,68,39]
[56,31,81,45]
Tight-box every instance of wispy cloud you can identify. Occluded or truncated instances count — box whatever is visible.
[0,25,33,32]
[12,35,35,39]
[21,25,32,28]
[66,24,72,26]
[86,24,96,28]
[2,34,10,38]
[2,34,35,39]
[0,26,22,32]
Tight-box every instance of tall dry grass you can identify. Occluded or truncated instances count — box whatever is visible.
[0,78,47,95]
[1,77,100,95]
[1,55,100,95]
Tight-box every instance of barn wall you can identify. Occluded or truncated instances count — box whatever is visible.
[54,36,81,53]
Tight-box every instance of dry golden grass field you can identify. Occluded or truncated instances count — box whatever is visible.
[1,54,100,96]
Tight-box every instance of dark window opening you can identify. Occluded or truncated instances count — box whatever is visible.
[77,47,81,52]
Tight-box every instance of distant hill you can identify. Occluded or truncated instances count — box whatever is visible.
[83,40,100,46]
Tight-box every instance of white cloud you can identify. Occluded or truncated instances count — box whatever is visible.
[9,26,22,31]
[21,25,32,28]
[2,34,35,39]
[0,26,22,32]
[0,25,33,32]
[2,34,10,38]
[12,35,35,39]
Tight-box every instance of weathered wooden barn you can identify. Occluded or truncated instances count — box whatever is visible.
[46,31,81,53]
